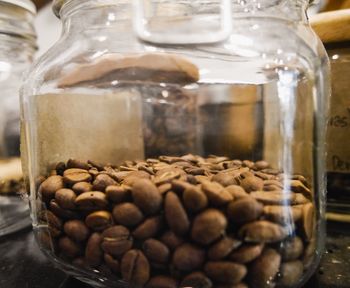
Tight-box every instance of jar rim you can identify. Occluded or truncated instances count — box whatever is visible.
[0,0,36,14]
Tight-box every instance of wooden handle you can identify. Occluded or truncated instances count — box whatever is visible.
[310,9,350,43]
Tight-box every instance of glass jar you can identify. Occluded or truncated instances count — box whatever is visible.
[21,0,329,287]
[0,0,36,237]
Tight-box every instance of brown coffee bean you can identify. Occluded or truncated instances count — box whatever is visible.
[229,244,264,264]
[121,250,150,287]
[88,160,105,171]
[58,236,81,258]
[191,209,227,245]
[55,188,77,210]
[278,261,304,287]
[154,167,184,185]
[201,180,233,206]
[145,276,177,288]
[240,176,264,192]
[39,175,64,202]
[106,185,130,203]
[183,185,208,212]
[263,205,302,225]
[238,220,288,243]
[248,248,281,288]
[123,171,151,186]
[242,160,254,168]
[254,161,270,170]
[143,238,170,264]
[204,262,247,285]
[180,272,213,288]
[195,175,211,184]
[101,226,133,257]
[158,183,172,195]
[72,182,93,195]
[212,172,238,187]
[208,237,242,260]
[302,203,314,242]
[172,179,193,193]
[185,167,206,175]
[49,200,79,219]
[67,159,90,170]
[225,185,248,199]
[160,231,184,250]
[85,210,113,231]
[41,210,62,237]
[132,179,162,215]
[250,191,296,205]
[227,198,263,224]
[290,180,311,197]
[64,220,89,242]
[173,243,205,272]
[113,203,144,227]
[165,192,190,236]
[255,171,275,181]
[133,216,163,240]
[63,168,92,185]
[279,236,304,261]
[85,233,103,267]
[92,174,117,191]
[104,253,120,274]
[75,191,108,210]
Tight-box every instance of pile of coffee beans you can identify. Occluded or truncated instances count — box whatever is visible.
[37,155,316,288]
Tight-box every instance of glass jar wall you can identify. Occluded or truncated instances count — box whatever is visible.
[21,0,329,287]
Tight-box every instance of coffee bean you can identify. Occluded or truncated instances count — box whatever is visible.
[143,238,170,264]
[180,272,213,288]
[208,237,242,260]
[55,188,77,210]
[185,167,206,175]
[302,203,314,242]
[106,185,130,203]
[101,226,133,257]
[183,185,208,212]
[133,216,163,240]
[242,160,254,168]
[254,161,270,170]
[290,180,311,197]
[165,192,190,236]
[278,260,304,287]
[104,253,120,274]
[64,220,89,242]
[63,168,92,185]
[263,205,302,225]
[40,210,62,237]
[192,209,227,245]
[279,236,304,261]
[204,262,247,285]
[240,176,264,192]
[158,183,172,195]
[250,191,296,205]
[225,185,248,199]
[238,221,288,243]
[154,167,184,185]
[160,231,184,251]
[227,198,263,224]
[121,249,150,287]
[88,160,105,171]
[49,200,79,219]
[173,243,205,272]
[132,179,162,215]
[113,203,144,227]
[85,210,113,231]
[123,171,151,186]
[211,172,238,187]
[85,233,103,267]
[248,248,281,288]
[172,179,193,193]
[67,159,90,170]
[58,236,81,258]
[93,174,117,191]
[72,182,93,195]
[229,244,264,264]
[201,180,233,206]
[39,175,64,202]
[145,276,177,288]
[75,191,108,210]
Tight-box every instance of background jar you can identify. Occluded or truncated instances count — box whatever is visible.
[21,0,329,287]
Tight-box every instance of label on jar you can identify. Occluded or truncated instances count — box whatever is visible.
[327,60,350,173]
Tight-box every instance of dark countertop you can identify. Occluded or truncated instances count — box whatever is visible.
[0,221,349,288]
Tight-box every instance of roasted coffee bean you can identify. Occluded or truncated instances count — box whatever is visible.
[180,271,213,288]
[85,233,103,267]
[192,209,227,245]
[183,185,208,212]
[279,236,304,261]
[88,160,105,171]
[254,161,270,170]
[49,200,79,219]
[211,172,238,187]
[302,203,314,242]
[229,244,264,264]
[160,231,184,250]
[201,180,233,206]
[67,159,90,170]
[240,176,264,192]
[143,238,170,264]
[172,179,193,193]
[173,243,205,272]
[93,174,117,191]
[55,188,77,210]
[55,162,66,176]
[290,180,311,197]
[101,226,133,257]
[208,237,242,260]
[106,185,130,203]
[165,192,190,236]
[145,276,177,288]
[40,210,62,237]
[204,262,247,285]
[293,193,310,205]
[158,183,172,195]
[227,198,263,224]
[85,210,113,231]
[133,216,163,240]
[39,175,64,202]
[250,191,296,205]
[154,167,184,185]
[249,249,281,288]
[113,203,144,227]
[104,253,120,274]
[123,171,151,186]
[72,182,93,195]
[63,168,92,185]
[121,250,150,287]
[132,179,162,215]
[239,220,288,243]
[263,205,302,224]
[75,191,108,210]
[64,220,89,242]
[225,185,248,199]
[58,236,81,258]
[278,260,304,287]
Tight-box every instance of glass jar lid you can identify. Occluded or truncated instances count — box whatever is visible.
[1,0,36,14]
